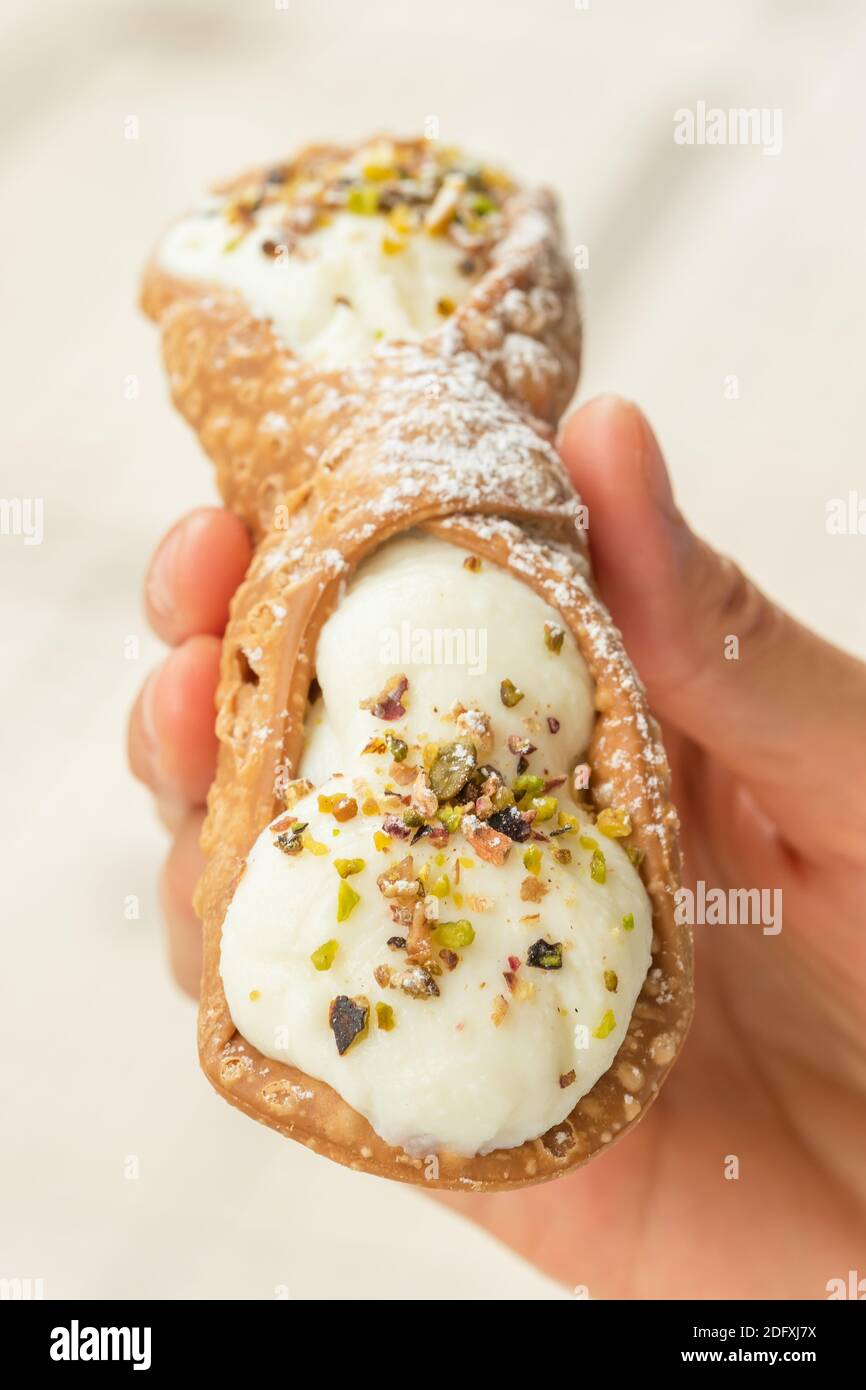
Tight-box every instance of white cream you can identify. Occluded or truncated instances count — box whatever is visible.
[220,537,653,1157]
[159,206,474,366]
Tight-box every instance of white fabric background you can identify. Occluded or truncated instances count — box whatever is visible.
[1,0,864,1299]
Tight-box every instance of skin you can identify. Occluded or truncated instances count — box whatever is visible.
[129,396,866,1299]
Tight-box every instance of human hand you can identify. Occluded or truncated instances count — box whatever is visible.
[127,507,250,995]
[442,396,866,1298]
[128,396,866,1298]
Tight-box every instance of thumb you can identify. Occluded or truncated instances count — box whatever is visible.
[559,395,866,859]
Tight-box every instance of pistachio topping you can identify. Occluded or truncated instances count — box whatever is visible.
[386,733,408,762]
[527,795,557,824]
[336,881,361,922]
[621,912,635,932]
[526,938,563,970]
[590,848,607,884]
[544,622,565,654]
[434,919,476,950]
[500,678,525,708]
[593,1009,616,1040]
[429,740,477,800]
[523,844,542,875]
[437,803,464,834]
[513,773,544,797]
[604,970,619,992]
[375,1002,396,1031]
[311,939,339,972]
[274,821,308,856]
[334,857,365,878]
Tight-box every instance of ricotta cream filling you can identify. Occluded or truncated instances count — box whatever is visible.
[220,537,652,1157]
[159,206,476,367]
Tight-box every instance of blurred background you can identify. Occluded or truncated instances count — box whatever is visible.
[2,0,865,1299]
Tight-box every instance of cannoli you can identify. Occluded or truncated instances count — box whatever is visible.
[141,136,692,1189]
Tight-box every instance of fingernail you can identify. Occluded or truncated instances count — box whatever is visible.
[639,416,678,522]
[146,524,185,623]
[140,668,162,767]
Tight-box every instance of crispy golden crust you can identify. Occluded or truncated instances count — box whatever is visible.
[142,137,692,1190]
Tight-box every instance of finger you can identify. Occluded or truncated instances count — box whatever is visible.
[160,811,206,998]
[127,635,221,806]
[144,507,251,646]
[559,396,866,859]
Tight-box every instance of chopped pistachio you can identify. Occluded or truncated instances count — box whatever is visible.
[604,970,619,992]
[544,622,565,654]
[526,938,563,970]
[593,1009,616,1040]
[311,939,339,972]
[373,830,391,852]
[513,773,544,797]
[361,797,380,816]
[523,844,542,875]
[529,796,557,823]
[500,678,525,708]
[403,808,423,828]
[590,849,607,884]
[622,912,635,932]
[597,807,633,839]
[552,846,572,865]
[626,845,644,867]
[302,830,329,856]
[558,812,579,833]
[435,919,475,950]
[336,881,360,922]
[386,733,408,763]
[347,184,379,214]
[429,874,451,898]
[334,858,365,878]
[437,803,464,834]
[429,740,476,800]
[375,1002,396,1031]
[249,989,261,1002]
[579,834,598,851]
[274,821,307,855]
